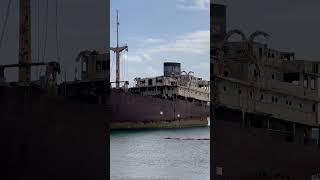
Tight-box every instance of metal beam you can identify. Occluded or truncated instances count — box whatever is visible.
[0,62,55,68]
[19,0,31,82]
[110,10,128,89]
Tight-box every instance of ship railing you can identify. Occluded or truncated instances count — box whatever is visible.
[110,81,129,90]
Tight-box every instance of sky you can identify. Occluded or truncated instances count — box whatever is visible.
[0,0,109,82]
[2,0,320,83]
[110,0,210,87]
[214,0,320,60]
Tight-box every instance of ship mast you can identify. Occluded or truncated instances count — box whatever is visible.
[19,0,31,82]
[110,10,128,89]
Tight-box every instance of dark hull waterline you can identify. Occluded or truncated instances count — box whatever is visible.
[110,89,210,125]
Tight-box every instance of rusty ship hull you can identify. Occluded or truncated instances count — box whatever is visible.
[110,89,210,129]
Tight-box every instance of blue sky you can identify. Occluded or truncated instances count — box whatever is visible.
[110,0,209,86]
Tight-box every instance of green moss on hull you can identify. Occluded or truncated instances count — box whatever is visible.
[111,117,209,130]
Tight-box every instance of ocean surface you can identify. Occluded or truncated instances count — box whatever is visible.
[110,126,210,180]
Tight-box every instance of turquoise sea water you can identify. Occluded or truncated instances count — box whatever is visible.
[110,126,210,180]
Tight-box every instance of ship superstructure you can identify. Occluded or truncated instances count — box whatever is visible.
[212,3,320,146]
[59,50,110,105]
[130,62,210,104]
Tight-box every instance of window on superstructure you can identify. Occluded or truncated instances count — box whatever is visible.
[260,94,263,100]
[96,61,102,72]
[275,98,278,103]
[299,104,302,108]
[272,54,275,58]
[313,64,319,73]
[101,61,107,71]
[148,79,153,86]
[223,86,227,91]
[223,71,229,77]
[82,61,87,72]
[313,104,316,112]
[250,92,253,98]
[311,78,315,90]
[254,69,257,76]
[283,72,300,83]
[304,75,308,88]
[271,97,274,102]
[259,48,262,58]
[272,74,275,80]
[238,89,242,94]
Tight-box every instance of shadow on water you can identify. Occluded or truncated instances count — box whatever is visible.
[110,126,210,135]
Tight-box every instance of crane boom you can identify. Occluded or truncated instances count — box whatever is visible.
[110,10,128,89]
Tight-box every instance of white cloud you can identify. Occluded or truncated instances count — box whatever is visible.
[122,53,153,64]
[176,0,210,11]
[148,30,209,55]
[194,61,210,70]
[143,38,167,44]
[122,54,143,64]
[111,30,210,85]
[124,30,209,65]
[146,66,161,77]
[142,53,152,61]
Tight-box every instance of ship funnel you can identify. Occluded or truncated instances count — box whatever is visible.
[164,62,181,77]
